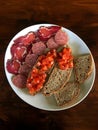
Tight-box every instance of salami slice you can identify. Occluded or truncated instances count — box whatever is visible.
[6,59,20,74]
[55,29,68,45]
[14,36,25,44]
[14,32,35,46]
[12,74,27,88]
[13,46,27,61]
[37,26,61,41]
[25,54,38,67]
[46,37,59,49]
[18,63,32,76]
[32,41,46,55]
[22,32,35,46]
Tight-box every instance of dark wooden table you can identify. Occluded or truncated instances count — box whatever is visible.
[0,0,98,130]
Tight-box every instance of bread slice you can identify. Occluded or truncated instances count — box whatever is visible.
[74,54,93,84]
[54,82,80,106]
[42,66,72,96]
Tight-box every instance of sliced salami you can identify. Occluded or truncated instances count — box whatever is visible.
[46,37,59,49]
[18,63,32,76]
[22,32,35,46]
[12,74,27,88]
[32,41,46,55]
[14,36,25,44]
[55,29,68,45]
[37,26,61,41]
[13,46,27,61]
[25,53,38,67]
[6,59,21,74]
[11,43,23,56]
[14,32,35,46]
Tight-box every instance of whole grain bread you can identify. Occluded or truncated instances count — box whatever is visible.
[74,54,93,83]
[54,82,80,106]
[42,66,72,96]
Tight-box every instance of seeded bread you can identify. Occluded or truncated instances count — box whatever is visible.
[74,54,93,83]
[54,82,80,106]
[42,66,72,96]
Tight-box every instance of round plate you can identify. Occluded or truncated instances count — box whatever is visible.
[4,24,96,111]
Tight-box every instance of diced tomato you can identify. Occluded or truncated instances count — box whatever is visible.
[57,47,74,70]
[42,73,47,79]
[40,66,48,71]
[33,78,40,84]
[69,61,74,68]
[26,49,57,94]
[32,68,38,73]
[36,61,41,67]
[29,88,35,94]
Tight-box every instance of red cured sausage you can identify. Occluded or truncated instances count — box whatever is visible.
[46,37,59,49]
[32,41,46,55]
[14,32,35,46]
[18,63,32,76]
[55,29,68,45]
[12,74,27,88]
[25,54,38,67]
[6,59,21,74]
[37,26,61,41]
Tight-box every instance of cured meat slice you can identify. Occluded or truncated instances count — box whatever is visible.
[32,41,46,55]
[12,74,27,88]
[14,36,25,44]
[37,26,61,41]
[14,32,35,46]
[55,29,68,45]
[13,46,27,61]
[22,32,35,46]
[11,43,23,56]
[6,59,20,74]
[25,54,38,67]
[46,37,59,49]
[18,63,32,76]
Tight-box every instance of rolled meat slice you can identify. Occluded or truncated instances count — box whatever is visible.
[55,29,68,45]
[14,32,35,46]
[18,63,32,76]
[12,74,27,88]
[25,53,38,67]
[14,36,25,44]
[46,37,59,49]
[32,41,46,55]
[6,59,21,74]
[37,26,61,41]
[13,46,27,61]
[22,32,35,46]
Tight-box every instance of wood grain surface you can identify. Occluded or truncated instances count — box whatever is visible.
[0,0,98,130]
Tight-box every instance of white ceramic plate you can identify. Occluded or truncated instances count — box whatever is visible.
[4,24,96,111]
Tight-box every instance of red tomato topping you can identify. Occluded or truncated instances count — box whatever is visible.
[27,69,47,94]
[26,49,57,94]
[57,48,74,70]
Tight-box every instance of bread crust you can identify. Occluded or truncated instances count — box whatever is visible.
[42,66,72,96]
[74,54,93,84]
[54,82,80,106]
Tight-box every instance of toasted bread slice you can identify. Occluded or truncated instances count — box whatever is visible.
[42,66,72,96]
[54,82,80,106]
[74,54,93,83]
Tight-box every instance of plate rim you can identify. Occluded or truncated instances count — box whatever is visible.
[4,23,96,111]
